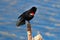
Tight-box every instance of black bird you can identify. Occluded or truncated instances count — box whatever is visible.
[16,7,37,26]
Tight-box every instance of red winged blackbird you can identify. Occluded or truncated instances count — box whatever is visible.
[16,7,37,26]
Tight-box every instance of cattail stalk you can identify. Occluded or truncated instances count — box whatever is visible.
[26,21,43,40]
[26,21,32,40]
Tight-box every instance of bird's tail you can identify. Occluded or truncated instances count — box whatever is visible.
[16,19,25,27]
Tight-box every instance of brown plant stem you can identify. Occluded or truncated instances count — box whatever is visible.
[26,21,32,40]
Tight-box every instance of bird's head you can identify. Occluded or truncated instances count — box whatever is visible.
[29,7,37,16]
[31,7,37,13]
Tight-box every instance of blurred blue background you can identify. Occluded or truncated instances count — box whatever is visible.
[0,0,60,40]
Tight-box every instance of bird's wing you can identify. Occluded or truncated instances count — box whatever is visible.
[18,14,24,19]
[18,11,28,19]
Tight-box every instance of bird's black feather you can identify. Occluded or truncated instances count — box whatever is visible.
[16,7,37,26]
